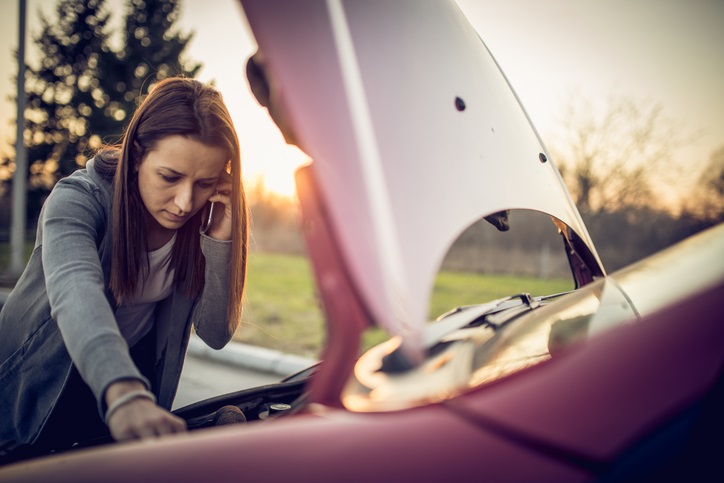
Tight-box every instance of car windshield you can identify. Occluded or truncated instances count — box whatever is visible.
[468,277,636,387]
[344,209,617,412]
[344,275,636,412]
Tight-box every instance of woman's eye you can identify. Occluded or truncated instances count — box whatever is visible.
[161,175,179,183]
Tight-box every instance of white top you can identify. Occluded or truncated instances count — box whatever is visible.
[115,234,176,347]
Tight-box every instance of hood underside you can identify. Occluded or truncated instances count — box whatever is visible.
[240,0,604,364]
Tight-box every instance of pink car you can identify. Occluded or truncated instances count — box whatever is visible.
[2,1,722,481]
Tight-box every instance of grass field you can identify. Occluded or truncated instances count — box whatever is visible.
[240,251,573,359]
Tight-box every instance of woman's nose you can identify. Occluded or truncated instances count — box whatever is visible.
[174,184,194,214]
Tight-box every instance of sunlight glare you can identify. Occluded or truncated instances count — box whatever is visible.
[244,143,311,199]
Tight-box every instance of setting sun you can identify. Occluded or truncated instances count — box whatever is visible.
[244,143,310,199]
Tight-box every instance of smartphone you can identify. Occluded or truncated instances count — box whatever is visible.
[201,201,215,235]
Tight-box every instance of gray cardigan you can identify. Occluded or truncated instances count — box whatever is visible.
[0,159,236,446]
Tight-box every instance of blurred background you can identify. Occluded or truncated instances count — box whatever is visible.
[1,0,722,358]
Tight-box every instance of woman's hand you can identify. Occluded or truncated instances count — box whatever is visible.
[105,380,187,442]
[205,170,233,241]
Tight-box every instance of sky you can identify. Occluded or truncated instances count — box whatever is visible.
[1,0,723,200]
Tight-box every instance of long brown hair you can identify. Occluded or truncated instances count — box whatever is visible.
[99,77,247,328]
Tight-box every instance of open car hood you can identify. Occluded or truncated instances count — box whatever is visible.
[240,0,604,403]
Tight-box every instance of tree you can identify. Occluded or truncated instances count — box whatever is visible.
[685,146,724,224]
[550,91,688,214]
[10,0,200,223]
[546,91,707,270]
[118,0,201,98]
[23,0,116,194]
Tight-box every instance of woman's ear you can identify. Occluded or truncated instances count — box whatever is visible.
[132,140,144,172]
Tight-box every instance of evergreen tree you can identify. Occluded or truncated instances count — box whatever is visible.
[16,0,200,222]
[118,0,201,100]
[23,0,115,200]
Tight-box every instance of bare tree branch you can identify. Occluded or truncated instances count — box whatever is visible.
[550,90,692,213]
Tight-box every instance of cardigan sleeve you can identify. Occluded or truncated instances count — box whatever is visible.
[190,234,238,349]
[40,175,148,406]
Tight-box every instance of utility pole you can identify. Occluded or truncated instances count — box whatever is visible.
[8,0,27,277]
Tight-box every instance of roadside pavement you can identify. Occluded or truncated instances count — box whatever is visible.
[174,351,284,409]
[177,333,317,407]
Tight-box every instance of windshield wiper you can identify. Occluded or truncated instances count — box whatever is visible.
[379,293,544,374]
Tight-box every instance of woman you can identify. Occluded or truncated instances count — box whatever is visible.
[0,77,248,451]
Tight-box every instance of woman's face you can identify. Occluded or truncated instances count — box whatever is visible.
[137,135,228,232]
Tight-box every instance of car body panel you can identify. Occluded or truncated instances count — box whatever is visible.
[0,409,591,482]
[447,280,723,462]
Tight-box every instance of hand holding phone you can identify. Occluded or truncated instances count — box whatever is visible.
[201,173,232,240]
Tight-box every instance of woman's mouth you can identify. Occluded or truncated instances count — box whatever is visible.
[165,211,189,223]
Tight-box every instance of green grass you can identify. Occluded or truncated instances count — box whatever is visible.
[238,252,325,358]
[430,271,573,317]
[237,251,573,359]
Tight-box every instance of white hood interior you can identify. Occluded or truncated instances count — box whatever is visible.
[241,0,603,360]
